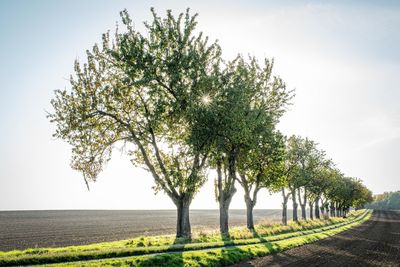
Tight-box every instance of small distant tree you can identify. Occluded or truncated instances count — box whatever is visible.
[338,177,371,216]
[48,9,222,238]
[307,159,334,219]
[326,172,346,217]
[366,191,399,210]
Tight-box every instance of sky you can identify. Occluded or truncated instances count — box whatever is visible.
[0,0,399,210]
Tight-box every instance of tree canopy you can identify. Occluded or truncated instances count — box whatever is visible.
[366,191,399,210]
[49,8,222,238]
[49,8,373,238]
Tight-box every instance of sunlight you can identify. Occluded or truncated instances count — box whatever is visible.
[200,94,212,106]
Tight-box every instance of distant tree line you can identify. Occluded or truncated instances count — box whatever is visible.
[49,8,373,239]
[366,191,400,210]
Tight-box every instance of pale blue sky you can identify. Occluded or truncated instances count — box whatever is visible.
[1,0,399,210]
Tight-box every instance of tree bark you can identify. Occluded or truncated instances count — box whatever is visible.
[300,204,306,220]
[336,203,340,217]
[292,188,298,222]
[330,202,335,217]
[315,197,320,219]
[216,152,237,237]
[281,188,290,225]
[282,201,288,225]
[240,176,259,230]
[298,188,307,220]
[245,195,255,230]
[320,198,325,218]
[219,201,230,236]
[175,197,191,238]
[309,201,314,220]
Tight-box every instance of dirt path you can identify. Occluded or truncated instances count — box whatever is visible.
[231,210,400,267]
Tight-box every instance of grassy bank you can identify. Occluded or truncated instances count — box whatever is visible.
[0,209,371,266]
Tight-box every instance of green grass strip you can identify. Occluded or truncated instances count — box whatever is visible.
[0,210,370,266]
[0,216,348,259]
[54,210,371,267]
[1,209,366,259]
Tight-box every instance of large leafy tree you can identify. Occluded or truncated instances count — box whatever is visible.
[280,136,320,222]
[295,138,322,220]
[49,9,221,238]
[191,57,252,236]
[279,135,299,224]
[282,135,304,222]
[237,131,286,230]
[193,56,293,235]
[283,136,321,221]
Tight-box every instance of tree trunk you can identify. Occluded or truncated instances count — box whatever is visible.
[292,188,298,222]
[300,204,306,220]
[320,198,325,218]
[219,196,235,237]
[216,156,236,237]
[298,188,306,220]
[241,180,260,231]
[303,188,308,220]
[315,197,320,219]
[282,188,290,225]
[324,200,330,218]
[309,201,314,220]
[219,202,229,236]
[282,201,288,225]
[245,196,255,230]
[175,198,191,238]
[330,202,335,217]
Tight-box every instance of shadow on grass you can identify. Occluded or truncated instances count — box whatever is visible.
[216,228,283,267]
[172,237,191,246]
[132,235,243,267]
[131,238,187,267]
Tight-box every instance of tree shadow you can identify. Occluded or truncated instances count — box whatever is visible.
[223,228,286,267]
[136,250,185,267]
[173,237,191,245]
[220,232,234,246]
[229,210,400,267]
[131,237,188,267]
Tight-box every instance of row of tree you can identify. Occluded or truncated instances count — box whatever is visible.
[278,135,373,226]
[366,191,400,210]
[49,9,372,239]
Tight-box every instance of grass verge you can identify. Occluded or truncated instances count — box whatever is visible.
[0,210,371,266]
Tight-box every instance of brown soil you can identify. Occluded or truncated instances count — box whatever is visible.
[0,209,286,251]
[231,210,400,267]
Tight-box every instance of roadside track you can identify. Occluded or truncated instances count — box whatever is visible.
[231,210,400,267]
